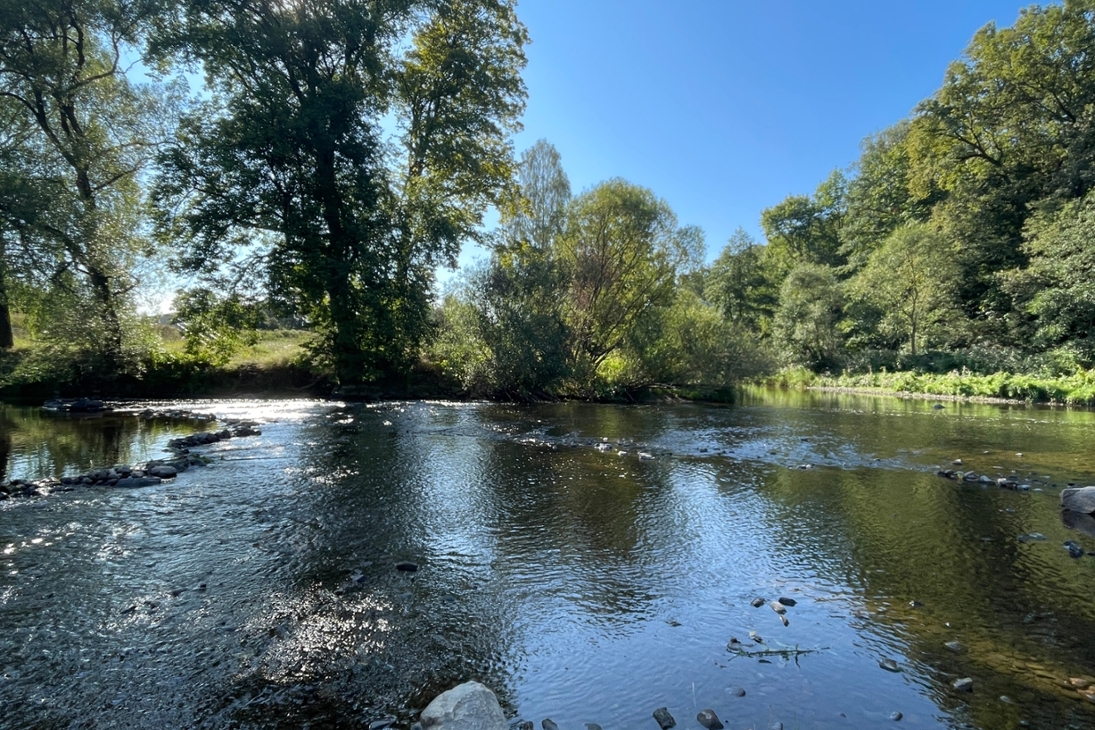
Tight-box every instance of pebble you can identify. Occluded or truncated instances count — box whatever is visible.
[890,712,903,721]
[751,597,766,608]
[542,720,559,730]
[395,561,418,572]
[584,724,602,730]
[696,709,724,730]
[517,723,534,730]
[770,601,787,614]
[777,597,797,607]
[879,658,901,672]
[1000,695,1015,704]
[1064,540,1085,558]
[953,677,974,692]
[1069,678,1090,689]
[652,707,676,730]
[728,687,746,697]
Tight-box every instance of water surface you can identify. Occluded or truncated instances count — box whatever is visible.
[2,392,1095,729]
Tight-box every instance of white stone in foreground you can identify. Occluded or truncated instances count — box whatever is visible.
[420,681,507,730]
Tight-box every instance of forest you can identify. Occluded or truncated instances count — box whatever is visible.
[5,0,1095,401]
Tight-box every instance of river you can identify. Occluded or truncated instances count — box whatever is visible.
[1,391,1095,729]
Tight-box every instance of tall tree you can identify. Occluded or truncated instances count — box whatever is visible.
[761,170,847,275]
[705,227,776,332]
[155,0,528,384]
[0,0,165,366]
[558,178,702,381]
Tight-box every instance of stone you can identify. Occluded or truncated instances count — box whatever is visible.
[369,717,397,730]
[114,476,163,488]
[953,677,974,692]
[1061,487,1095,514]
[944,641,962,653]
[652,707,675,730]
[1064,540,1085,558]
[890,712,903,721]
[542,721,559,730]
[148,465,177,479]
[396,561,419,572]
[696,709,724,730]
[751,597,765,608]
[517,723,533,730]
[1017,533,1047,542]
[777,597,797,607]
[419,681,507,730]
[879,658,900,672]
[769,601,786,614]
[727,687,746,697]
[584,725,603,730]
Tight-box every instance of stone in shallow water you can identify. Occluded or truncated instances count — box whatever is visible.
[751,597,766,608]
[652,707,675,730]
[777,597,797,606]
[419,681,506,730]
[728,686,746,697]
[890,712,903,721]
[541,720,559,730]
[953,677,974,692]
[945,641,962,653]
[696,709,724,730]
[395,561,419,572]
[879,658,900,672]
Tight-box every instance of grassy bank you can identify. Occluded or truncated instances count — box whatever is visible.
[756,367,1095,406]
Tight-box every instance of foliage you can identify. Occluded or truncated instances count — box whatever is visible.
[154,0,528,385]
[772,263,844,371]
[761,170,847,273]
[705,228,777,332]
[846,223,963,356]
[173,288,262,366]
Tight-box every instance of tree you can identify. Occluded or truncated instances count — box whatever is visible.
[1006,191,1095,362]
[500,138,571,253]
[772,263,843,370]
[847,223,962,356]
[705,227,777,332]
[154,0,528,384]
[762,170,847,274]
[557,179,703,383]
[0,0,167,367]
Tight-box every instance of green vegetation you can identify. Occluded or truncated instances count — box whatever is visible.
[6,0,1095,402]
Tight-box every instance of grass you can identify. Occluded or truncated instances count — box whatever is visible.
[755,367,1095,406]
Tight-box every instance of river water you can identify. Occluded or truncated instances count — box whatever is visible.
[2,391,1095,729]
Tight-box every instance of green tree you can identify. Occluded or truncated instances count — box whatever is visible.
[558,179,703,386]
[762,170,847,274]
[772,263,843,370]
[155,0,527,385]
[847,223,962,356]
[0,0,167,367]
[1006,191,1095,362]
[705,227,777,332]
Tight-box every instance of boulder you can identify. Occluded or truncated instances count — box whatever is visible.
[420,682,507,730]
[148,465,178,479]
[1061,487,1095,514]
[114,476,163,489]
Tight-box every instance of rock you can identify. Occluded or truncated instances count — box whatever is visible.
[1061,509,1095,538]
[952,459,963,465]
[114,476,163,488]
[769,601,786,614]
[1064,540,1085,558]
[1000,695,1015,704]
[584,725,602,730]
[751,597,765,608]
[395,561,419,572]
[542,721,559,730]
[777,597,797,607]
[1017,533,1047,542]
[944,641,962,653]
[953,677,974,692]
[369,717,397,730]
[148,465,177,479]
[933,403,944,409]
[652,707,675,730]
[727,687,746,697]
[879,658,900,672]
[696,709,724,730]
[1061,487,1095,514]
[517,723,534,730]
[890,712,903,721]
[419,681,507,730]
[1070,678,1091,689]
[638,452,655,461]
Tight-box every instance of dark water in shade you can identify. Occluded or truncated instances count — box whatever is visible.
[3,392,1095,729]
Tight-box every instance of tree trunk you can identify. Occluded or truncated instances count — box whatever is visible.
[0,243,13,349]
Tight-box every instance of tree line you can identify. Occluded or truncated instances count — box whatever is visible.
[6,0,1095,397]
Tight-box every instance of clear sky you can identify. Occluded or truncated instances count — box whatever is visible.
[497,0,1036,263]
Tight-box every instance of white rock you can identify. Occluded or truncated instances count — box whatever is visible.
[420,681,507,730]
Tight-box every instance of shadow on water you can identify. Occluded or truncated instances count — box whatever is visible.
[2,396,1095,728]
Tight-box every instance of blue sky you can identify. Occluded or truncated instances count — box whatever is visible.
[494,0,1035,264]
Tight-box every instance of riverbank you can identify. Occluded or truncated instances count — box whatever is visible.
[755,367,1095,407]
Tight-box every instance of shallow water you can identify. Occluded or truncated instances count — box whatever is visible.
[2,392,1095,729]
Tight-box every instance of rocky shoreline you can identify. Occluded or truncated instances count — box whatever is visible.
[0,406,261,500]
